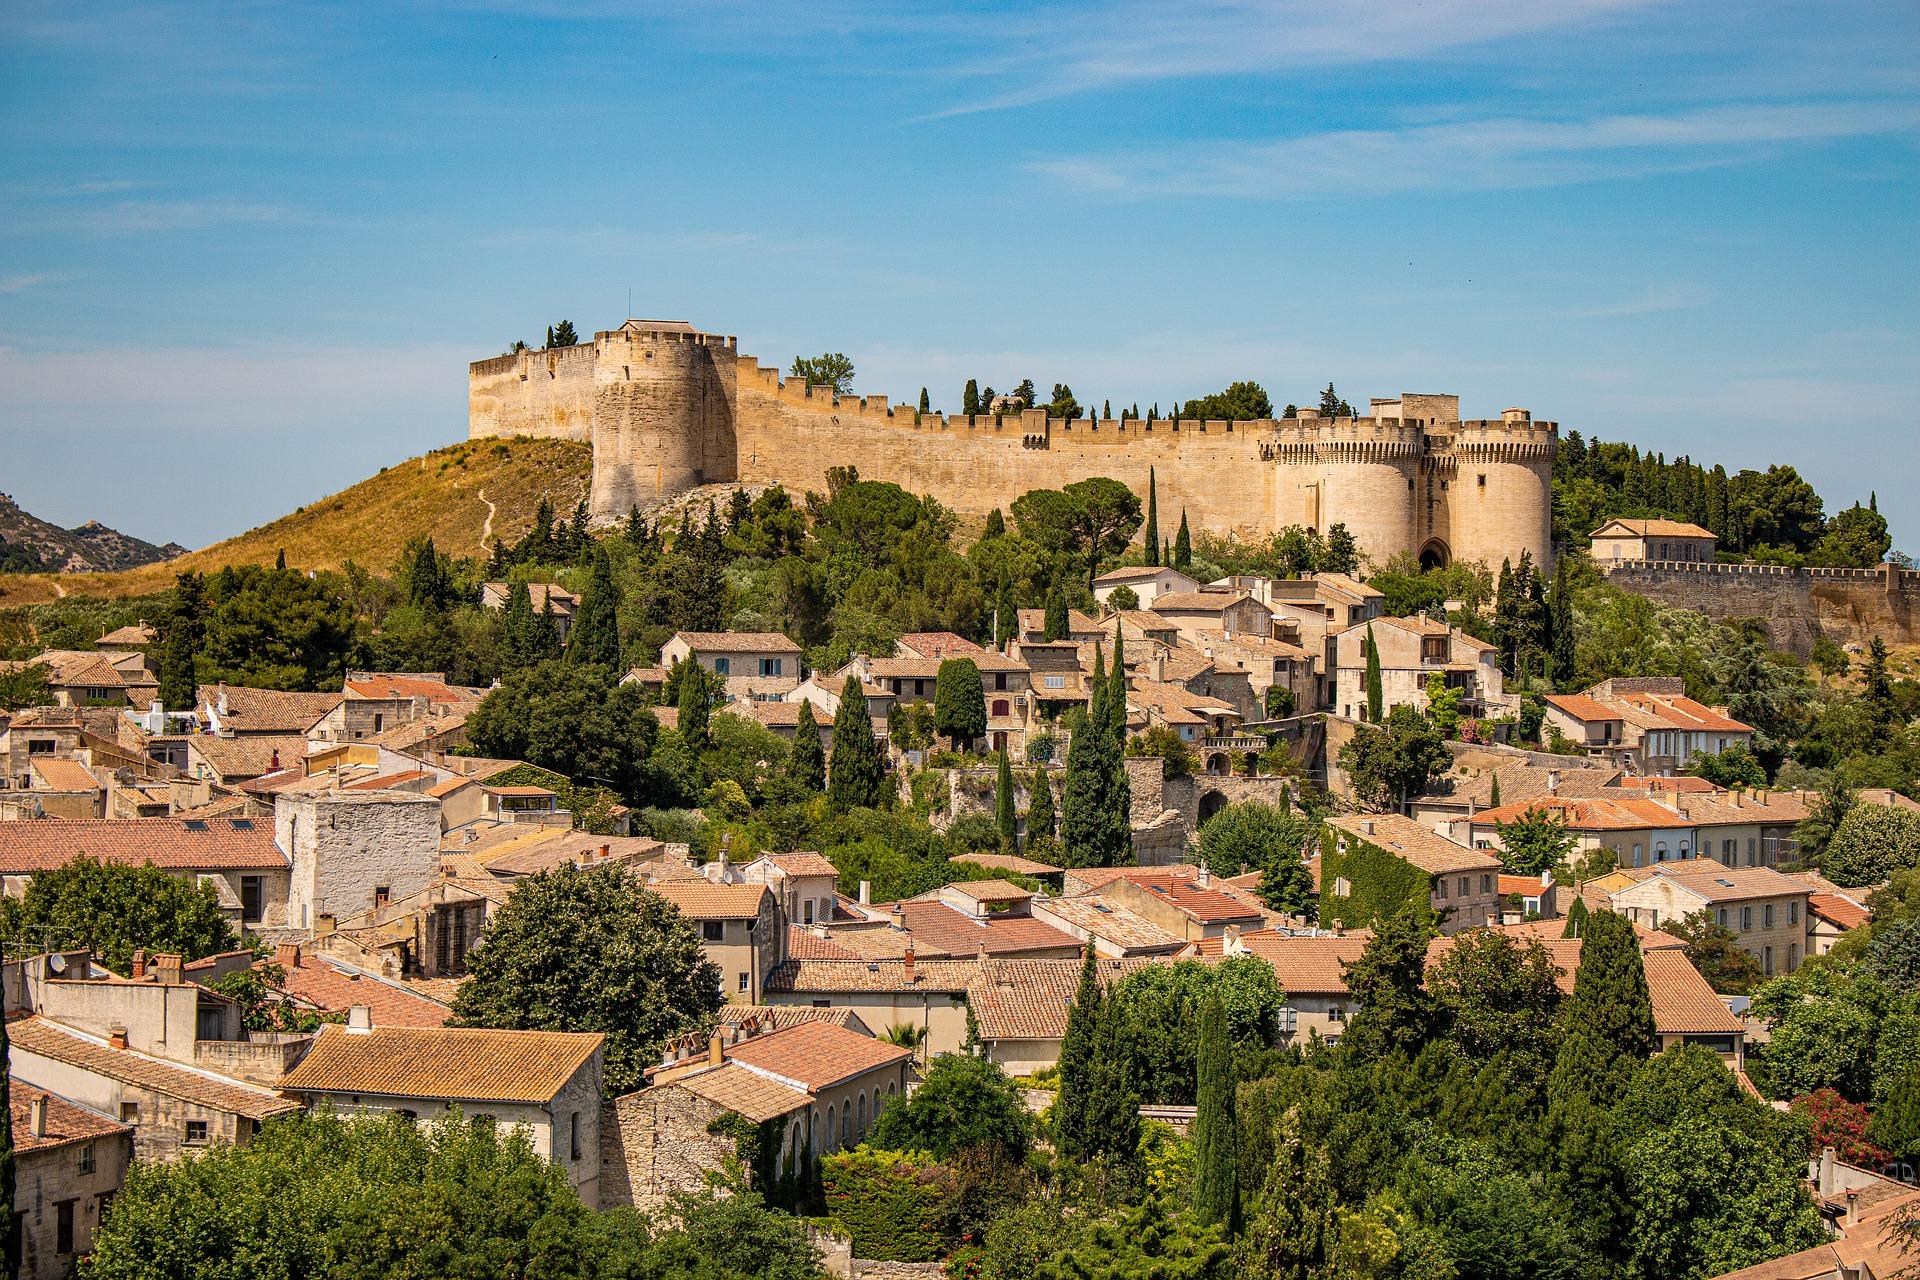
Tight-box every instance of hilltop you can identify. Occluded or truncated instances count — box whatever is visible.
[0,438,592,606]
[0,493,188,574]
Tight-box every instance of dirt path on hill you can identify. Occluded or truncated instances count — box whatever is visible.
[477,488,497,553]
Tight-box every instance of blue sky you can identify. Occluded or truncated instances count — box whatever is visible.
[2,1,1916,552]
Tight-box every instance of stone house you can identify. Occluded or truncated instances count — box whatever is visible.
[717,698,833,752]
[763,956,979,1057]
[1330,614,1507,722]
[197,685,344,740]
[1540,693,1630,758]
[1608,863,1811,977]
[965,956,1151,1075]
[647,880,783,1003]
[273,788,443,934]
[1807,892,1870,957]
[1220,933,1369,1047]
[278,1019,606,1202]
[0,651,140,710]
[1148,590,1276,648]
[1460,793,1702,871]
[1667,787,1811,868]
[1026,895,1188,958]
[321,672,484,742]
[0,707,128,788]
[1094,868,1266,943]
[661,631,804,702]
[1582,677,1754,776]
[5,1084,132,1280]
[185,732,307,787]
[1091,565,1199,609]
[480,582,579,644]
[5,757,106,820]
[259,943,452,1026]
[1499,872,1559,921]
[784,673,893,746]
[0,817,291,929]
[1009,640,1093,725]
[885,882,1083,960]
[739,852,842,929]
[1589,518,1717,565]
[602,1017,911,1212]
[1321,813,1505,936]
[1192,629,1317,718]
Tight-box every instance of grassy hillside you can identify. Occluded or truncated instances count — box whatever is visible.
[0,438,592,606]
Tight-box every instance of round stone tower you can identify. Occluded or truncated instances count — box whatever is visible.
[588,321,739,522]
[1445,409,1557,573]
[1308,413,1424,569]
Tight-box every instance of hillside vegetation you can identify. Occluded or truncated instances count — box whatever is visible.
[0,438,591,606]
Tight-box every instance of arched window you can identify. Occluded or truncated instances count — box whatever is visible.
[826,1105,835,1150]
[856,1093,867,1133]
[840,1106,851,1147]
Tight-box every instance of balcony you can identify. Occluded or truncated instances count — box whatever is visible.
[1203,735,1267,752]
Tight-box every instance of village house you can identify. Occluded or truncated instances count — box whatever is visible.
[1148,589,1276,648]
[1408,755,1622,829]
[717,697,831,749]
[763,955,979,1057]
[1192,629,1317,719]
[965,955,1151,1075]
[479,582,579,644]
[647,880,783,1003]
[1321,813,1505,936]
[1460,793,1704,871]
[255,942,452,1026]
[1330,614,1507,722]
[185,733,306,787]
[883,882,1083,960]
[785,672,894,745]
[274,788,443,934]
[0,817,290,929]
[278,1019,605,1202]
[661,631,804,702]
[1542,677,1754,775]
[5,1084,132,1280]
[1088,867,1266,943]
[601,1016,911,1212]
[1607,863,1811,977]
[0,707,145,790]
[737,851,842,928]
[1,757,107,820]
[1091,565,1200,609]
[197,685,344,740]
[1589,518,1718,565]
[317,672,484,742]
[1500,872,1560,921]
[1807,891,1870,957]
[1220,933,1369,1046]
[1026,894,1189,958]
[893,631,988,661]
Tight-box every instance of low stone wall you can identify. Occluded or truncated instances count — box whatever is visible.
[1604,560,1919,656]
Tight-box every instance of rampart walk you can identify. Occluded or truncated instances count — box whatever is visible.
[1601,560,1920,655]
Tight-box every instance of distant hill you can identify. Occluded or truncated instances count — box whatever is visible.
[0,494,188,575]
[0,438,593,606]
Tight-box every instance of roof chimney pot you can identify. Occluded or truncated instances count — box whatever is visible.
[29,1096,47,1138]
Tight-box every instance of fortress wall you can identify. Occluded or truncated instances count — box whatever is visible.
[588,330,738,519]
[469,344,599,443]
[1444,425,1557,572]
[1602,561,1920,655]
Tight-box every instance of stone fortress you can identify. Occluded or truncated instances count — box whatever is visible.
[468,318,1557,572]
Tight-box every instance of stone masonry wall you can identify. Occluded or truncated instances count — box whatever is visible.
[1603,561,1920,656]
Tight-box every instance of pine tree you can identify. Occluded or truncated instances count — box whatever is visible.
[1026,764,1055,849]
[1143,468,1160,566]
[1043,583,1069,643]
[1173,511,1192,570]
[1055,948,1103,1159]
[995,749,1017,849]
[158,570,206,712]
[982,508,1006,539]
[1363,622,1383,724]
[676,659,712,752]
[532,597,562,661]
[1341,900,1439,1061]
[789,701,826,791]
[1191,993,1240,1234]
[501,580,536,672]
[829,674,885,810]
[625,504,648,548]
[1549,908,1654,1107]
[963,378,981,416]
[566,545,622,670]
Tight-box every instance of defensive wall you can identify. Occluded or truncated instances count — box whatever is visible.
[1601,560,1920,655]
[469,320,1558,573]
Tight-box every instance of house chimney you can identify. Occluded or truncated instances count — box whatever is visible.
[858,880,871,906]
[1819,1146,1837,1197]
[217,690,229,717]
[600,843,610,859]
[1196,864,1212,888]
[275,942,301,971]
[346,1004,373,1034]
[29,1095,47,1138]
[902,941,916,985]
[1360,819,1375,835]
[154,953,182,986]
[1547,770,1561,794]
[1845,1187,1862,1229]
[131,949,148,979]
[1224,924,1241,951]
[108,1026,128,1050]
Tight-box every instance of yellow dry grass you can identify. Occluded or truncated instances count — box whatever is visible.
[0,438,592,605]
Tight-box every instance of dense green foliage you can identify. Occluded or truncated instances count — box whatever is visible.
[870,1053,1030,1160]
[1337,705,1451,812]
[1194,801,1317,919]
[448,864,722,1094]
[1189,995,1240,1234]
[1317,828,1435,931]
[1108,958,1286,1106]
[0,858,238,974]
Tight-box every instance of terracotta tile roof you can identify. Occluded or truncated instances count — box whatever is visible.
[755,852,841,879]
[279,1024,602,1103]
[483,582,578,611]
[894,632,986,658]
[939,879,1035,902]
[1151,590,1256,613]
[189,733,308,781]
[1499,874,1553,897]
[482,784,559,798]
[199,685,343,733]
[97,624,156,648]
[480,832,663,877]
[1609,775,1723,794]
[720,700,807,729]
[673,1063,812,1121]
[0,816,286,874]
[1423,933,1743,1035]
[966,956,1153,1041]
[345,675,478,703]
[1194,629,1313,661]
[765,958,983,994]
[364,713,470,751]
[951,852,1058,876]
[671,631,802,654]
[1809,893,1870,932]
[1063,864,1207,894]
[9,1016,300,1119]
[1471,794,1686,831]
[718,1004,865,1033]
[271,954,451,1028]
[1615,692,1752,734]
[1327,813,1502,875]
[1668,789,1813,826]
[1641,862,1809,903]
[1231,933,1370,994]
[648,881,771,920]
[27,650,129,691]
[887,900,1078,958]
[1095,565,1184,584]
[1594,518,1717,539]
[723,1020,910,1092]
[8,1082,130,1154]
[1543,693,1624,722]
[1123,873,1267,925]
[787,927,864,960]
[1028,897,1187,954]
[28,758,102,791]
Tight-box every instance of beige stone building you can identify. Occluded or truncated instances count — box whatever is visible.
[1589,518,1717,565]
[1322,813,1505,936]
[5,1084,132,1280]
[1330,614,1506,722]
[738,852,841,929]
[648,880,784,1003]
[1607,863,1810,977]
[273,789,443,933]
[965,956,1152,1075]
[764,956,978,1057]
[1092,565,1199,609]
[661,631,804,702]
[1540,677,1753,776]
[1225,933,1369,1047]
[479,582,579,644]
[0,817,291,929]
[1148,590,1276,648]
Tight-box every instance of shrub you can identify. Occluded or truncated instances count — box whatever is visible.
[821,1148,950,1262]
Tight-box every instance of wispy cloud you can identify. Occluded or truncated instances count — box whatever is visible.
[1030,100,1920,198]
[1557,281,1716,319]
[0,200,311,237]
[925,0,1662,117]
[0,272,73,295]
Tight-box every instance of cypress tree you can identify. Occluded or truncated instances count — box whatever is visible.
[1173,511,1192,570]
[789,701,826,791]
[625,504,648,547]
[501,580,536,672]
[158,570,206,712]
[918,387,930,413]
[1043,582,1069,643]
[1363,622,1384,724]
[829,674,885,810]
[566,545,622,669]
[1489,772,1502,809]
[1103,399,1111,420]
[1061,650,1108,867]
[1026,764,1055,848]
[1561,896,1589,938]
[1191,993,1241,1234]
[1143,468,1160,566]
[676,659,712,752]
[1083,985,1141,1163]
[995,749,1017,849]
[1548,557,1576,687]
[963,379,981,416]
[982,508,1006,539]
[532,596,562,661]
[1055,948,1103,1159]
[1102,629,1132,866]
[1549,908,1655,1108]
[993,577,1016,652]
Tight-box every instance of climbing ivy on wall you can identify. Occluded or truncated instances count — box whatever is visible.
[1316,829,1433,930]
